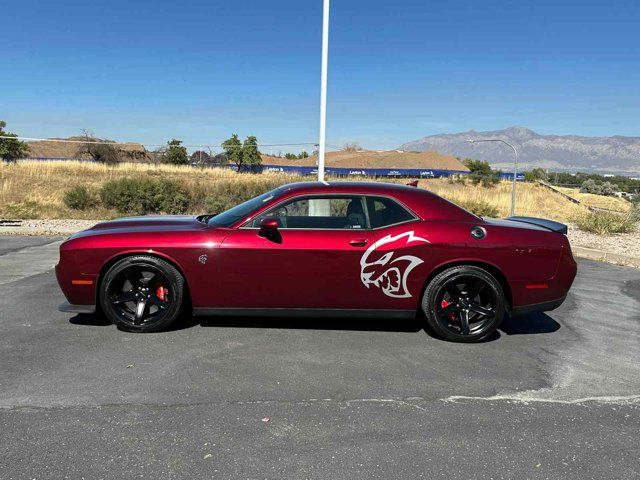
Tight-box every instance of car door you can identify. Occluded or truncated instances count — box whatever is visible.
[211,194,376,310]
[361,195,430,310]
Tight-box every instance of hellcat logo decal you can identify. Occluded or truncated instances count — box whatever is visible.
[360,231,429,298]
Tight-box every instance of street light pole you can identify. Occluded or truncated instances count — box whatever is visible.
[317,0,330,182]
[467,139,519,216]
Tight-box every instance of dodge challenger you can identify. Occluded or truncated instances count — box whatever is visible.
[56,181,577,342]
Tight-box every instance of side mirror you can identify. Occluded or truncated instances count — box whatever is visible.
[259,217,279,236]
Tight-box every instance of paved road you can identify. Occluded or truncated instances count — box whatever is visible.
[0,235,639,479]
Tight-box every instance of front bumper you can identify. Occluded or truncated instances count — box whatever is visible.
[58,301,96,314]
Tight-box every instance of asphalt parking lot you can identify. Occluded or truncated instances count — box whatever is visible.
[1,236,639,479]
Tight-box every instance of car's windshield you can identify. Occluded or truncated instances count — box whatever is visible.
[207,188,283,227]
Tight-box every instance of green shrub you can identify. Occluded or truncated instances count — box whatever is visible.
[456,200,499,218]
[631,200,640,223]
[447,175,466,185]
[524,168,549,182]
[63,185,96,210]
[580,179,619,196]
[469,173,500,188]
[575,211,636,235]
[100,177,190,215]
[203,177,286,213]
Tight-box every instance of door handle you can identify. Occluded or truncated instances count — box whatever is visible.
[349,239,368,247]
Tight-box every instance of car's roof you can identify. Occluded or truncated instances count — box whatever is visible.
[273,181,477,222]
[277,181,422,194]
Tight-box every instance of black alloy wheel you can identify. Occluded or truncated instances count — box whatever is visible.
[100,255,185,332]
[422,266,505,343]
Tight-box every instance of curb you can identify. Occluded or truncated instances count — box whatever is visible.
[0,227,78,236]
[572,246,640,269]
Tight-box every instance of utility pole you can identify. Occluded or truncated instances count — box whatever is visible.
[467,138,519,216]
[317,0,330,181]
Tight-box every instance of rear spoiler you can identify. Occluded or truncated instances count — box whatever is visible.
[507,216,568,234]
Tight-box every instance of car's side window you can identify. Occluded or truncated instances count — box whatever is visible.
[366,196,416,228]
[250,195,369,229]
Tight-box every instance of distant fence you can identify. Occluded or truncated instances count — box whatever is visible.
[499,172,526,181]
[238,164,524,180]
[18,157,525,180]
[244,164,471,178]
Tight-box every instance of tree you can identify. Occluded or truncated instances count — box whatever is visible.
[0,121,30,162]
[343,142,361,152]
[222,134,243,167]
[600,181,619,196]
[580,179,601,194]
[77,129,119,165]
[298,151,309,159]
[165,139,188,165]
[242,136,261,166]
[463,158,492,176]
[580,179,619,196]
[524,167,549,182]
[190,150,211,166]
[152,146,167,164]
[211,153,227,165]
[284,153,297,160]
[463,158,500,188]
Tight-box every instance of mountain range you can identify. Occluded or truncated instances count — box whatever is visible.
[399,127,640,174]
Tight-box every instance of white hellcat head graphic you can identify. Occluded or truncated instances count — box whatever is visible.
[360,231,429,298]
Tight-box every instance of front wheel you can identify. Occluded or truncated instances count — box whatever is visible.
[99,255,185,332]
[421,266,505,343]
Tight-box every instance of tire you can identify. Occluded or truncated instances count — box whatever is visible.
[99,255,185,333]
[421,265,505,343]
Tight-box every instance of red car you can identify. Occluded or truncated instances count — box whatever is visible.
[56,181,577,342]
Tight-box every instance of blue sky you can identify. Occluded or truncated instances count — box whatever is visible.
[1,0,639,151]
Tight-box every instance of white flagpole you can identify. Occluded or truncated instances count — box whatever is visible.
[317,0,330,181]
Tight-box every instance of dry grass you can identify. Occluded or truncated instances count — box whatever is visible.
[418,178,587,221]
[0,160,299,219]
[574,210,636,235]
[1,160,589,222]
[555,186,631,212]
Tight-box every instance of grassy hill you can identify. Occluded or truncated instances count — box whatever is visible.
[26,137,149,162]
[1,160,584,222]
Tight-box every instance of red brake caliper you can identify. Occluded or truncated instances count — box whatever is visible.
[156,285,169,302]
[440,299,456,322]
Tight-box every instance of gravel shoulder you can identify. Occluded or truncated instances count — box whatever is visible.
[0,219,100,236]
[567,223,640,259]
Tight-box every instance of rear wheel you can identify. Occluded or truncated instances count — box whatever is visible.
[422,266,505,343]
[99,255,185,332]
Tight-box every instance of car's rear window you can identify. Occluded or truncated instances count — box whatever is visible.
[366,196,416,228]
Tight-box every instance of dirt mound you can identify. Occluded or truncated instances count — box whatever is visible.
[262,150,469,171]
[27,138,150,162]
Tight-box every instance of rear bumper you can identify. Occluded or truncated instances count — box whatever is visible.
[58,301,96,314]
[510,294,567,317]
